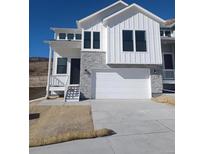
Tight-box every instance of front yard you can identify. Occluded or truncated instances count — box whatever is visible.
[29,104,114,147]
[152,94,175,105]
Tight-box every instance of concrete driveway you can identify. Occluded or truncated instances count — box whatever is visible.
[30,99,175,154]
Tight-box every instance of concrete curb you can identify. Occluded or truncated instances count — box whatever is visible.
[29,97,47,103]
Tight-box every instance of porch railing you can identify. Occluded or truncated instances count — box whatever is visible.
[49,75,69,87]
[163,69,175,80]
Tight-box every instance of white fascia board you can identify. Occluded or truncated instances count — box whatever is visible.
[161,22,175,28]
[77,0,128,27]
[50,27,82,33]
[103,3,165,25]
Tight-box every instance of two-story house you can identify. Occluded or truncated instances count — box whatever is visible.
[45,0,175,102]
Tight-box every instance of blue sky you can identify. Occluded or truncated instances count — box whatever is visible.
[30,0,175,57]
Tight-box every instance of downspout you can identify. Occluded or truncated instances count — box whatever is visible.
[46,45,52,98]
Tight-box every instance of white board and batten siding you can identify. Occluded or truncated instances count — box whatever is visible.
[107,12,162,64]
[80,1,128,52]
[92,68,151,99]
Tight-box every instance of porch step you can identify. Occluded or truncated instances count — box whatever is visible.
[64,85,80,102]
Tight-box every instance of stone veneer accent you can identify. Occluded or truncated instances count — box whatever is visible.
[80,51,163,99]
[80,51,109,99]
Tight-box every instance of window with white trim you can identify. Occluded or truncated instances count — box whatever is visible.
[67,33,74,40]
[122,30,147,52]
[75,34,81,40]
[59,33,66,40]
[135,31,146,51]
[57,58,67,74]
[84,31,91,49]
[93,32,100,49]
[83,31,100,49]
[122,30,133,51]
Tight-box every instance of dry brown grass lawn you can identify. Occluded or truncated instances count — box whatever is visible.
[152,95,175,105]
[29,105,114,147]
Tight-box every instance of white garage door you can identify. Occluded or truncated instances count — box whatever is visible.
[93,68,151,99]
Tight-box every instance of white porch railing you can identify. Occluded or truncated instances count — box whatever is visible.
[163,69,175,80]
[49,75,69,87]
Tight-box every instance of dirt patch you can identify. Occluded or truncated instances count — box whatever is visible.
[29,105,114,147]
[152,95,175,105]
[29,58,50,88]
[29,61,49,76]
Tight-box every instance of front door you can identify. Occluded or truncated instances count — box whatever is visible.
[70,59,80,84]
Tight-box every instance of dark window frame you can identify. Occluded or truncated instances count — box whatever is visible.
[165,31,171,37]
[93,32,100,49]
[75,34,82,40]
[67,33,74,40]
[135,30,147,52]
[57,58,67,74]
[84,31,91,49]
[164,54,174,69]
[160,30,164,36]
[122,30,134,52]
[59,33,66,40]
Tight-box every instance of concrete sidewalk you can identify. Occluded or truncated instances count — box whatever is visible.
[30,99,175,154]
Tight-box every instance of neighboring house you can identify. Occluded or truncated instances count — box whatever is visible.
[45,0,175,102]
[160,19,175,92]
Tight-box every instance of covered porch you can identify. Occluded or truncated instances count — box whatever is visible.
[45,39,81,98]
[161,37,175,92]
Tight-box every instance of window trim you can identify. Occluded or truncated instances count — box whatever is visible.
[56,57,68,74]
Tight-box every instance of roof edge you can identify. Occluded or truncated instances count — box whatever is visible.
[103,3,165,24]
[78,0,128,25]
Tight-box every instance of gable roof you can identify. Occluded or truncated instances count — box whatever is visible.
[103,3,165,25]
[165,19,175,26]
[160,19,175,28]
[165,18,175,27]
[77,0,128,28]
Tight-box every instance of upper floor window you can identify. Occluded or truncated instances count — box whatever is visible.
[165,31,171,37]
[164,54,174,69]
[67,33,74,40]
[84,31,91,49]
[122,30,133,51]
[57,58,67,74]
[83,31,100,49]
[160,31,164,36]
[59,33,66,40]
[135,31,146,51]
[93,32,100,49]
[75,34,82,40]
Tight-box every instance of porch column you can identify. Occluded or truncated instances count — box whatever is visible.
[46,45,52,97]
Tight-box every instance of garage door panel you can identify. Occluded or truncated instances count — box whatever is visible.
[96,91,150,99]
[93,68,151,99]
[96,84,149,90]
[96,72,150,80]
